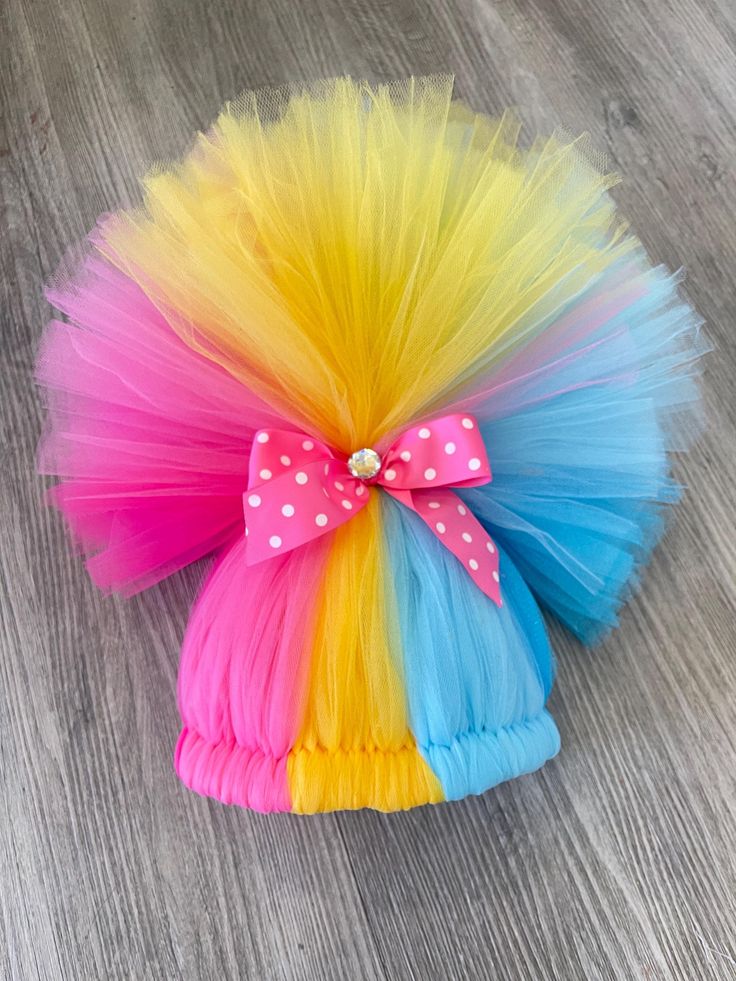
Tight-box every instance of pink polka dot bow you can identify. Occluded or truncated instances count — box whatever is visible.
[244,413,501,605]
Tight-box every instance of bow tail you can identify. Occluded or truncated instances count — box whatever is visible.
[384,487,502,606]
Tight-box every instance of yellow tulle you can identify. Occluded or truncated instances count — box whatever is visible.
[100,75,630,453]
[286,495,443,813]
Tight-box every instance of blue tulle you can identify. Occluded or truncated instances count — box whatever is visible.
[462,259,705,643]
[382,495,560,801]
[379,255,703,800]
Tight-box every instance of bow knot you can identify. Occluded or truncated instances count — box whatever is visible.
[244,413,501,605]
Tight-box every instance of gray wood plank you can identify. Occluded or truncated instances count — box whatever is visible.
[2,0,735,978]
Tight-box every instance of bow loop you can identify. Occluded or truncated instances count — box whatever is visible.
[378,414,492,491]
[247,430,331,487]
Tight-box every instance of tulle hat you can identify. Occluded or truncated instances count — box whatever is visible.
[37,77,704,812]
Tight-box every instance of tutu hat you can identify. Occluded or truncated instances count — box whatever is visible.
[36,77,704,813]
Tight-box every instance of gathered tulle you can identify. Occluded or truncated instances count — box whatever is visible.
[176,533,332,811]
[36,76,705,812]
[382,497,559,799]
[286,495,443,813]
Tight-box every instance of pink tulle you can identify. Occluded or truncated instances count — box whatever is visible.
[36,253,282,594]
[175,535,330,811]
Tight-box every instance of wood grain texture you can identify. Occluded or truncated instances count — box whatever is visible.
[2,0,736,977]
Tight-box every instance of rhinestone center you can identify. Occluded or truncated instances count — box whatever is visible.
[347,447,382,480]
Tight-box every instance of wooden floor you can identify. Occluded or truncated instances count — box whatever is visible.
[2,0,736,978]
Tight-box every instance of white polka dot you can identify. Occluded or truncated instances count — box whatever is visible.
[247,494,261,508]
[444,441,456,455]
[418,427,431,439]
[468,457,481,471]
[256,432,270,443]
[486,541,495,554]
[462,532,473,543]
[259,468,272,480]
[355,485,365,497]
[302,440,314,451]
[280,455,291,467]
[428,501,441,509]
[269,535,282,549]
[424,467,437,481]
[245,526,249,536]
[492,570,500,583]
[295,471,308,485]
[457,504,467,516]
[281,504,295,517]
[400,450,412,462]
[436,522,446,534]
[334,480,345,492]
[315,513,328,527]
[461,417,474,430]
[341,499,353,510]
[469,558,479,571]
[383,468,397,481]
[323,464,330,476]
